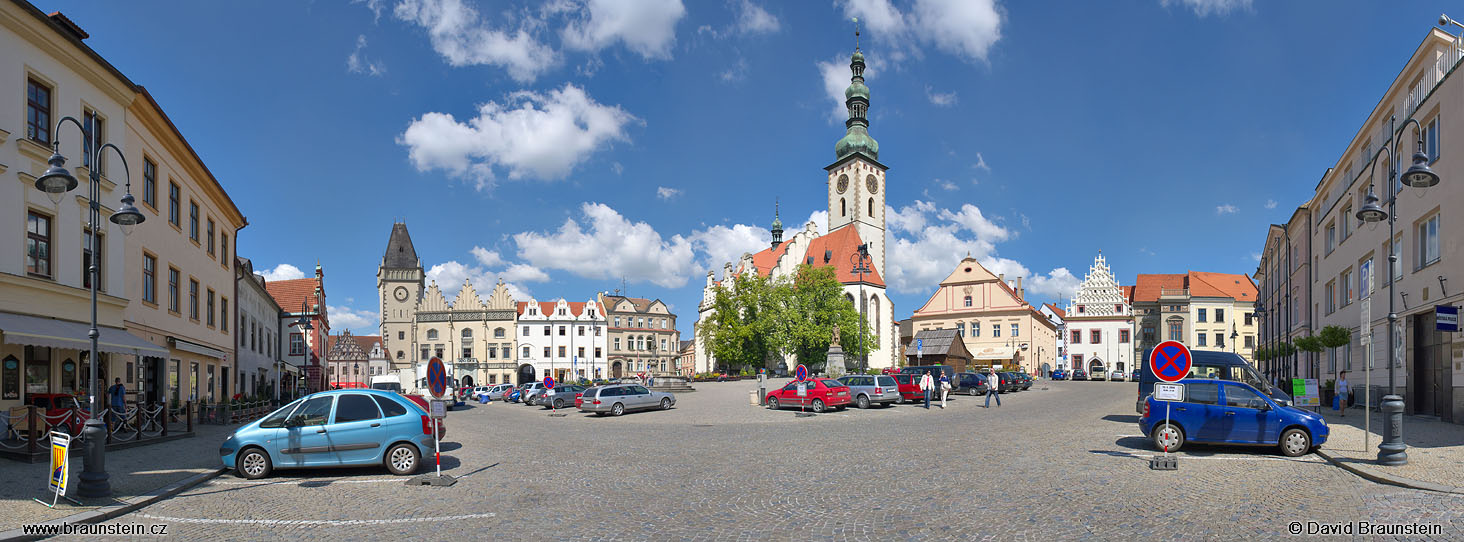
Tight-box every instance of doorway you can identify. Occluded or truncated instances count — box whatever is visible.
[516,364,535,385]
[461,375,474,387]
[1411,312,1454,420]
[612,361,623,379]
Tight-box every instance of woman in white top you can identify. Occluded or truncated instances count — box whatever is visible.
[1336,371,1351,417]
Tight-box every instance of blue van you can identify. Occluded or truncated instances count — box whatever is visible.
[1139,378,1328,456]
[1136,349,1291,414]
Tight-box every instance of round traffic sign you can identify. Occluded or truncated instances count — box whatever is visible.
[426,357,448,398]
[1149,341,1193,383]
[794,364,808,381]
[543,376,556,389]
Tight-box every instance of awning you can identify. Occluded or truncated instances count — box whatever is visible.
[172,338,227,359]
[970,346,1015,361]
[0,312,168,357]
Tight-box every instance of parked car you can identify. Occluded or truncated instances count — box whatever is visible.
[764,379,851,413]
[991,372,1016,393]
[1136,349,1292,414]
[1050,369,1068,381]
[578,384,676,416]
[836,375,901,408]
[1015,373,1033,390]
[889,373,924,403]
[1089,368,1106,381]
[22,393,88,435]
[485,384,516,401]
[519,382,551,405]
[1109,371,1127,382]
[1072,369,1087,381]
[400,394,445,437]
[899,365,958,385]
[534,385,587,409]
[221,389,437,479]
[1130,372,1140,382]
[1139,378,1328,457]
[955,372,990,396]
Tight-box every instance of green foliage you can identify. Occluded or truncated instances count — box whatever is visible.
[698,265,873,373]
[1294,335,1324,354]
[1275,341,1296,357]
[1318,326,1350,349]
[1254,346,1270,362]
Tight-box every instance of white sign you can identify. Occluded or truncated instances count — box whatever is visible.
[1155,383,1184,402]
[1360,298,1372,345]
[429,400,447,419]
[796,382,807,397]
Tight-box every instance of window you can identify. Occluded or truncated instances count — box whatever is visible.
[1223,385,1266,409]
[1215,333,1224,348]
[461,328,472,339]
[1186,382,1219,405]
[661,319,668,329]
[1197,333,1207,347]
[142,254,156,303]
[168,268,180,313]
[1142,327,1155,342]
[1341,205,1352,239]
[956,322,965,337]
[577,347,585,359]
[143,158,156,208]
[494,328,505,338]
[372,395,408,417]
[1325,281,1335,314]
[1215,309,1224,323]
[1196,308,1207,322]
[1424,116,1440,162]
[1244,312,1253,326]
[168,182,180,227]
[614,316,621,327]
[578,326,585,336]
[1325,222,1336,254]
[542,325,550,336]
[638,318,645,328]
[595,327,602,336]
[81,229,103,291]
[963,295,972,307]
[188,279,199,320]
[1244,335,1255,348]
[290,334,304,355]
[1090,330,1101,344]
[595,347,602,358]
[1011,323,1019,338]
[1077,305,1085,313]
[1416,214,1440,268]
[1387,239,1402,283]
[1119,329,1130,343]
[558,326,566,336]
[461,346,471,358]
[1115,304,1123,313]
[557,346,566,357]
[26,212,51,277]
[972,321,980,337]
[220,235,228,264]
[188,201,199,242]
[26,78,52,143]
[614,338,621,350]
[427,329,438,340]
[522,346,531,358]
[292,395,334,426]
[399,331,405,340]
[206,289,215,327]
[1167,319,1182,341]
[543,347,551,358]
[992,324,1000,338]
[206,219,215,255]
[1072,354,1083,366]
[83,109,104,174]
[335,394,381,422]
[1341,269,1353,305]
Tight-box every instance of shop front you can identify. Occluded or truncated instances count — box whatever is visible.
[0,311,168,417]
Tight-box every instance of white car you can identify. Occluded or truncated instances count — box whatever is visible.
[1109,371,1127,382]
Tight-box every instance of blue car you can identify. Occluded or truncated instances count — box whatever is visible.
[1050,370,1068,381]
[219,389,437,479]
[1139,378,1328,457]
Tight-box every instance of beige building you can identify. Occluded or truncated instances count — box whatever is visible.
[909,257,1057,375]
[600,294,679,377]
[1255,211,1315,384]
[1129,272,1258,365]
[1266,26,1464,422]
[411,279,518,388]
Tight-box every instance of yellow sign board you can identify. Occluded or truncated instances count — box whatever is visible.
[49,431,70,497]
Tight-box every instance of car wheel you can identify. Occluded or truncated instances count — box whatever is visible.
[611,402,625,416]
[553,399,565,409]
[1152,423,1184,453]
[968,387,980,396]
[856,395,870,409]
[1280,428,1312,457]
[385,443,420,476]
[811,399,826,413]
[236,447,271,480]
[767,397,780,410]
[660,398,672,410]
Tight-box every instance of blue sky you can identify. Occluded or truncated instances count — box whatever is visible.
[36,0,1462,337]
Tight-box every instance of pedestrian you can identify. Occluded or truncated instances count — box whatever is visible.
[984,368,1002,408]
[1336,371,1351,417]
[108,377,126,428]
[938,372,951,409]
[919,371,934,409]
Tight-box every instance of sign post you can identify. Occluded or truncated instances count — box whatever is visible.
[1149,341,1192,471]
[916,339,923,364]
[409,357,457,487]
[794,364,812,417]
[545,375,565,417]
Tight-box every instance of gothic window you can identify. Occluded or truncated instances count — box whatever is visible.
[494,327,505,338]
[427,329,438,340]
[870,295,879,332]
[841,199,846,217]
[868,198,874,217]
[461,329,472,338]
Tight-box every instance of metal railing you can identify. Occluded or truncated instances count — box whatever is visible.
[1404,34,1464,119]
[0,402,195,457]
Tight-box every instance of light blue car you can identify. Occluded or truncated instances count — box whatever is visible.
[219,389,437,479]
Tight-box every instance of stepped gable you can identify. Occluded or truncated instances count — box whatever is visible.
[451,279,486,311]
[418,281,450,312]
[485,279,515,310]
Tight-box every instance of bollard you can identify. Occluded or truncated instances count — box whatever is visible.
[748,389,758,406]
[105,408,114,444]
[26,405,37,456]
[186,401,193,433]
[1377,395,1408,465]
[135,403,143,441]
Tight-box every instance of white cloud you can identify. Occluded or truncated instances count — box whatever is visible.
[818,54,882,122]
[514,203,697,288]
[400,83,638,188]
[1161,0,1252,17]
[346,34,386,76]
[882,200,1063,296]
[1024,268,1081,301]
[355,0,387,23]
[561,0,686,59]
[1265,199,1278,209]
[690,223,768,276]
[1250,252,1262,262]
[425,247,544,305]
[937,204,1011,242]
[261,264,305,282]
[925,85,957,106]
[656,186,681,200]
[734,1,780,34]
[1216,204,1239,215]
[936,179,958,191]
[973,152,991,172]
[840,0,1003,64]
[470,246,504,268]
[328,305,380,334]
[803,210,828,235]
[392,0,558,83]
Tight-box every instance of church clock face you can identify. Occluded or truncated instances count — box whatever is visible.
[394,286,408,302]
[865,174,878,194]
[836,174,849,194]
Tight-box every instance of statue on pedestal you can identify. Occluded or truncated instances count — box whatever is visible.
[826,324,847,377]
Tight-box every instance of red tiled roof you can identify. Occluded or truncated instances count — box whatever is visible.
[803,226,886,287]
[1044,303,1066,319]
[1121,286,1134,303]
[1131,274,1186,303]
[1188,271,1256,301]
[516,301,602,317]
[741,242,793,277]
[266,278,321,313]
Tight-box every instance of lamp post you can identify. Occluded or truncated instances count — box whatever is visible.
[1231,325,1238,354]
[1253,301,1267,375]
[849,244,872,373]
[1355,112,1444,466]
[290,301,312,397]
[33,116,146,499]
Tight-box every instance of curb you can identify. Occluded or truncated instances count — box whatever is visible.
[0,467,227,542]
[1315,449,1464,495]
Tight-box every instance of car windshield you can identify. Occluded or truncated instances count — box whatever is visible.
[820,379,844,388]
[259,399,303,428]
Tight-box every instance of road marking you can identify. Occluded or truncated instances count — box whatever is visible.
[1090,450,1327,463]
[136,512,497,525]
[214,478,402,485]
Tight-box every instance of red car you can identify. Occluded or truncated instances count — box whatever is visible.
[573,391,586,408]
[764,379,852,413]
[402,394,446,438]
[889,374,924,404]
[24,393,90,435]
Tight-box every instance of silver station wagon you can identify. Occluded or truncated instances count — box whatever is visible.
[578,384,676,416]
[836,375,901,408]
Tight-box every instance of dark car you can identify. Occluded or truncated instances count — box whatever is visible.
[1140,378,1328,457]
[1014,373,1033,390]
[955,372,990,396]
[1072,369,1087,381]
[534,385,587,409]
[1136,349,1291,414]
[899,365,958,385]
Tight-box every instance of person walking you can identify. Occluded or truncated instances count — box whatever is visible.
[938,372,951,409]
[919,371,934,409]
[107,377,127,429]
[1336,371,1351,417]
[984,369,1002,408]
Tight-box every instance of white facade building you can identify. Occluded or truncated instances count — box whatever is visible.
[516,299,607,383]
[1065,253,1136,378]
[235,258,283,399]
[1038,304,1067,375]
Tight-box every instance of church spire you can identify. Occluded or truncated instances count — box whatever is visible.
[835,19,878,160]
[770,199,784,249]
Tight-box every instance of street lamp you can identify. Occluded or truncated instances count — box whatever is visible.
[849,244,873,373]
[1253,301,1267,377]
[290,301,312,397]
[33,116,146,499]
[1355,113,1443,466]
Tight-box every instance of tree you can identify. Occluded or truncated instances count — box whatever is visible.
[698,265,872,373]
[1254,346,1270,362]
[785,266,872,370]
[1295,335,1324,378]
[1318,325,1351,375]
[699,271,782,373]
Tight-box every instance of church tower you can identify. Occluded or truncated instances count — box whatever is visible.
[825,38,887,279]
[378,222,424,370]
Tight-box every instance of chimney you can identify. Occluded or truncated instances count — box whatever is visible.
[1016,277,1024,301]
[998,273,1004,283]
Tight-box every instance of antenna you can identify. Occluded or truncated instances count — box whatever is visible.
[853,17,860,50]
